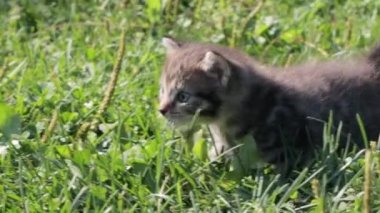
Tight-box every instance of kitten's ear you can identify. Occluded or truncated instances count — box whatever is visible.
[200,51,231,86]
[162,37,181,53]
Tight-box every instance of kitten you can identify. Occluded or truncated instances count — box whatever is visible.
[158,37,380,173]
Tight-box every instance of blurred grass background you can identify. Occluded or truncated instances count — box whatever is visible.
[0,0,380,212]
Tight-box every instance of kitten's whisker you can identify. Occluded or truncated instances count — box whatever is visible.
[306,116,326,124]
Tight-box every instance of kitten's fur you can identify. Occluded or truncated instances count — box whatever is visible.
[159,37,380,173]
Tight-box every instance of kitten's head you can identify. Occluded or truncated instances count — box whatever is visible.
[158,37,231,127]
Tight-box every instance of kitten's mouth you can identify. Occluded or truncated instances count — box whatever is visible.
[165,111,203,129]
[166,116,195,128]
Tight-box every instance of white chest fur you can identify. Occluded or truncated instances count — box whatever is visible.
[208,124,266,172]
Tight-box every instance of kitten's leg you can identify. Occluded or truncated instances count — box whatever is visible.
[208,125,267,173]
[208,124,234,161]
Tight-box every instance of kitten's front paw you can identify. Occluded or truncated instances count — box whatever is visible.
[208,146,223,162]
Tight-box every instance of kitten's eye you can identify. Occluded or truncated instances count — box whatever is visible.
[176,91,191,103]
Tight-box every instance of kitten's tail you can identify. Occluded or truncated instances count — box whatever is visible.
[368,44,380,70]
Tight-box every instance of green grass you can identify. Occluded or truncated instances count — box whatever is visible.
[1,0,380,212]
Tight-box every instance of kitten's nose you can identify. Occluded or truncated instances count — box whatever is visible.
[159,103,170,115]
[159,108,168,115]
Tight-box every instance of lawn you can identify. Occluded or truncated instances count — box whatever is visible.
[0,0,380,212]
